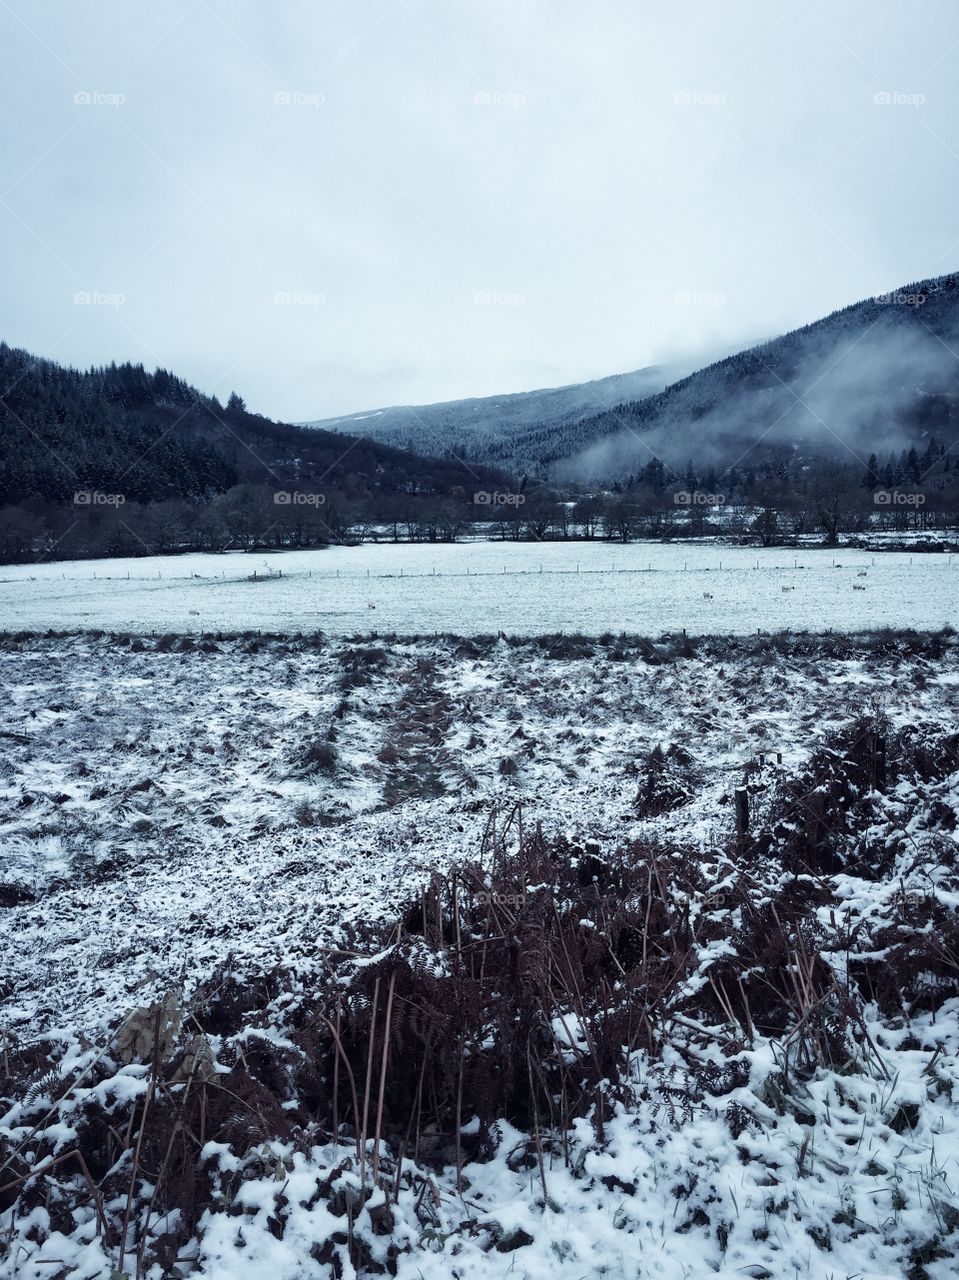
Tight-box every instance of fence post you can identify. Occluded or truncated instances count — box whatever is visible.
[735,787,749,851]
[872,735,887,791]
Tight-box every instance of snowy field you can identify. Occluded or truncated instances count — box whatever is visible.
[2,631,959,1279]
[1,628,954,1030]
[0,541,956,634]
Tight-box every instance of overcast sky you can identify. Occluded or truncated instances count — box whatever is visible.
[2,1,958,421]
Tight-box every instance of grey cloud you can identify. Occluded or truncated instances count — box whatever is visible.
[0,0,957,421]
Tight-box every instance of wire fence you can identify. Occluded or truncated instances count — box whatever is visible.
[3,552,954,587]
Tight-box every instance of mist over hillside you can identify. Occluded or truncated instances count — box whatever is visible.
[558,273,959,482]
[303,360,701,475]
[305,275,959,487]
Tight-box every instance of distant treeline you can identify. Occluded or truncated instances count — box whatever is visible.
[1,449,957,562]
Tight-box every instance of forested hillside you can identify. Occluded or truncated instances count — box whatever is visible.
[559,273,959,481]
[303,274,959,495]
[3,272,959,565]
[0,345,511,560]
[303,360,698,474]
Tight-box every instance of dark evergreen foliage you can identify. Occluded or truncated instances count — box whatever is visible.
[0,343,509,507]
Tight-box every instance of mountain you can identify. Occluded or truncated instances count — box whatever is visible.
[3,268,956,566]
[0,344,511,508]
[305,273,959,487]
[556,273,959,482]
[302,361,700,476]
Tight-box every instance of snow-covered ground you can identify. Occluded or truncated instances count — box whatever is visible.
[0,542,956,634]
[0,629,951,1031]
[2,631,958,1279]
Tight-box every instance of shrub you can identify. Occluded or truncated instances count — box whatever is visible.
[339,646,390,690]
[300,739,337,775]
[635,743,696,818]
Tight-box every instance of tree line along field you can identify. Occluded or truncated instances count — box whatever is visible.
[1,462,958,564]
